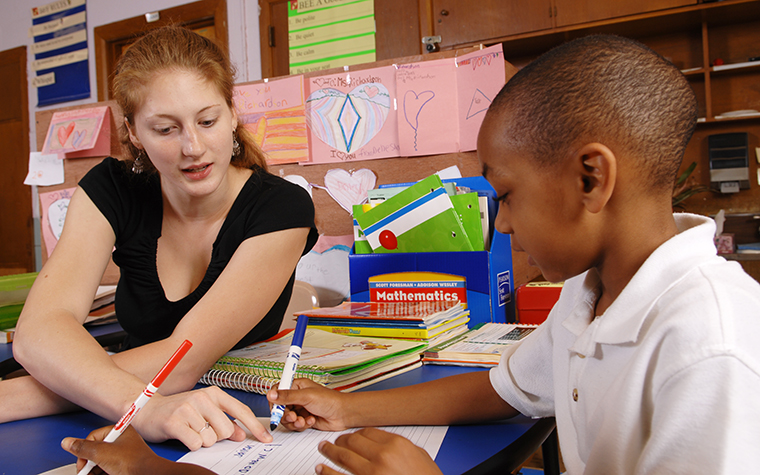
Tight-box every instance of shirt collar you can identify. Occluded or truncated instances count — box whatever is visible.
[562,213,718,355]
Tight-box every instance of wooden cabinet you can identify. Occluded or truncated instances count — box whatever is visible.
[553,0,697,28]
[429,0,553,49]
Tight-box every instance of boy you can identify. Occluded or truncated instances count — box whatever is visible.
[64,35,760,474]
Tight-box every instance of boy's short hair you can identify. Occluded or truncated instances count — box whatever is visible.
[488,35,698,192]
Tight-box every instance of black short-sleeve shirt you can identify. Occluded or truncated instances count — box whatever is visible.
[79,157,318,350]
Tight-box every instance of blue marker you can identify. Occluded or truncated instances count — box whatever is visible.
[270,315,309,430]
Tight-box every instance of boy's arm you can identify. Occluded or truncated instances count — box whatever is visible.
[269,370,519,431]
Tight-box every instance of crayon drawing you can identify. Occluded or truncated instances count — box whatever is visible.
[306,83,391,153]
[234,76,308,165]
[402,90,435,152]
[42,106,110,157]
[304,66,399,164]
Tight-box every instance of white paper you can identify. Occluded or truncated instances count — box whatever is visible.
[37,463,75,475]
[179,418,447,474]
[25,152,64,186]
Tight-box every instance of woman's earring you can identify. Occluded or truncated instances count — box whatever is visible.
[232,132,241,158]
[132,150,144,174]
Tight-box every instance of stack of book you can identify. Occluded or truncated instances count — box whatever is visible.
[199,328,426,394]
[422,322,537,367]
[295,300,470,348]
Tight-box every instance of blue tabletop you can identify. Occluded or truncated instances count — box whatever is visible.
[0,365,536,475]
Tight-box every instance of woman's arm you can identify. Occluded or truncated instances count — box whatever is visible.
[11,186,310,448]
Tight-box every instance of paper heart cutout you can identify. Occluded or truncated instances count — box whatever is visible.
[403,90,435,132]
[72,129,86,149]
[57,122,75,147]
[306,83,390,153]
[323,168,376,213]
[47,198,70,240]
[283,174,312,197]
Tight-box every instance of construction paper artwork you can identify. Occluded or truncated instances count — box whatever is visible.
[234,75,308,165]
[395,59,459,157]
[42,106,110,158]
[456,44,506,151]
[304,66,399,164]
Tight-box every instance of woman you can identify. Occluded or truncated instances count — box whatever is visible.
[4,26,317,450]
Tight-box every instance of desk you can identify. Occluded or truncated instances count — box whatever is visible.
[0,365,551,475]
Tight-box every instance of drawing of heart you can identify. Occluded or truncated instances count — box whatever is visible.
[72,130,86,149]
[323,168,377,213]
[403,90,435,132]
[57,122,75,147]
[306,83,390,153]
[47,198,70,240]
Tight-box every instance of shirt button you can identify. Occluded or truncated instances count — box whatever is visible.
[572,388,579,402]
[578,354,586,359]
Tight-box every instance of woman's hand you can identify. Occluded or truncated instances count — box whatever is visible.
[315,428,443,475]
[266,378,349,432]
[133,386,272,450]
[62,425,213,475]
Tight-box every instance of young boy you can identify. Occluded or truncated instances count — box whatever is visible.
[64,35,760,474]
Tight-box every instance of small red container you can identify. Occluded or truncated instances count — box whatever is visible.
[516,282,563,324]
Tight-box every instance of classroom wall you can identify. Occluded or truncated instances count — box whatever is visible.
[0,0,262,158]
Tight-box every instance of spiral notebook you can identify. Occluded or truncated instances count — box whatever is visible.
[199,328,425,394]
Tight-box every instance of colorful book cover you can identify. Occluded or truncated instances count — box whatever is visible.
[211,328,426,382]
[297,300,466,325]
[369,271,467,308]
[354,175,474,253]
[308,314,470,339]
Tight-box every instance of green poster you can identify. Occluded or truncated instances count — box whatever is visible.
[288,0,376,75]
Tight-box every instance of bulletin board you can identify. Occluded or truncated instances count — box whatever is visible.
[34,49,540,288]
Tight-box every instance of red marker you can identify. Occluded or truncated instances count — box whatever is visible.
[77,340,193,475]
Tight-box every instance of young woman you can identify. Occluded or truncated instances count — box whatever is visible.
[4,26,317,450]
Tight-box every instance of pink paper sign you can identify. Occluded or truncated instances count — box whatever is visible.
[456,44,506,151]
[304,66,399,164]
[39,187,76,257]
[234,75,309,165]
[42,106,110,157]
[395,58,459,157]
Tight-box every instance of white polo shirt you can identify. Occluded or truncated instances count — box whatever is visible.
[490,213,760,474]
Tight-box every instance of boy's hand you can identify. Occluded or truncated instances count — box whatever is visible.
[267,378,348,431]
[315,428,443,475]
[62,425,163,474]
[62,425,214,475]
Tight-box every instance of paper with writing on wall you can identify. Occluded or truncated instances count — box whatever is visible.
[234,75,309,165]
[178,418,447,474]
[304,66,399,164]
[396,58,459,157]
[455,44,506,152]
[25,152,64,186]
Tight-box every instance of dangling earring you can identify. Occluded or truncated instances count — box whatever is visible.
[232,132,241,158]
[132,150,144,174]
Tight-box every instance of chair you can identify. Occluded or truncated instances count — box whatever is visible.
[279,280,320,331]
[463,417,560,475]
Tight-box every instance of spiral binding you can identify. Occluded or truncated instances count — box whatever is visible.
[212,357,330,383]
[199,369,279,395]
